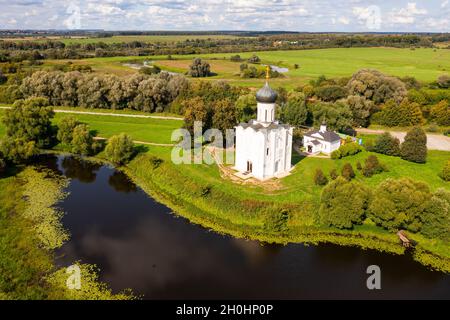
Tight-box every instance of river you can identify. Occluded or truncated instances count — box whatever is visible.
[38,155,450,299]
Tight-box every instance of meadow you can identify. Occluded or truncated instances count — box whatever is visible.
[40,47,450,88]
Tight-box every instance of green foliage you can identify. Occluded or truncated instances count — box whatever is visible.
[57,116,80,145]
[319,177,371,229]
[362,155,386,177]
[369,178,431,232]
[373,132,400,156]
[331,143,362,159]
[0,137,38,164]
[440,160,450,181]
[437,74,450,89]
[356,161,362,171]
[421,189,450,242]
[314,169,328,186]
[263,210,289,233]
[188,58,211,77]
[235,93,257,122]
[247,54,260,64]
[2,97,54,147]
[373,99,423,127]
[429,100,450,126]
[310,101,353,131]
[212,99,238,132]
[341,163,355,181]
[105,133,135,165]
[183,96,212,134]
[71,124,94,156]
[329,168,338,180]
[339,95,375,127]
[281,92,308,126]
[400,127,427,163]
[315,85,347,102]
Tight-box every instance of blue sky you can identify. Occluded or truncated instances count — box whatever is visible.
[0,1,448,32]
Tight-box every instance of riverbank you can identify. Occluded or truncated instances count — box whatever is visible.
[121,149,450,273]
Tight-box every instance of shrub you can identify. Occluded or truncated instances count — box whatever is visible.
[329,169,338,180]
[105,133,135,165]
[71,124,94,156]
[331,143,362,159]
[356,161,362,171]
[368,178,431,232]
[341,163,355,181]
[362,155,386,177]
[263,210,289,233]
[314,169,328,186]
[247,54,261,64]
[319,177,371,229]
[400,127,427,163]
[373,99,423,127]
[330,149,341,160]
[437,74,450,89]
[421,189,450,242]
[0,137,38,164]
[57,116,80,145]
[373,132,400,156]
[429,100,450,126]
[440,160,450,181]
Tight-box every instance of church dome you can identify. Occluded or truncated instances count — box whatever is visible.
[256,82,278,103]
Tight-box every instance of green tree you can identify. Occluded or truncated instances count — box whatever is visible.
[2,97,54,147]
[373,99,423,127]
[340,95,375,127]
[212,99,238,133]
[310,101,353,131]
[281,92,308,126]
[56,116,80,145]
[440,160,450,181]
[329,169,338,180]
[314,169,328,186]
[315,85,347,102]
[362,155,386,177]
[0,137,38,163]
[183,97,212,135]
[368,178,431,232]
[263,210,289,233]
[188,58,211,77]
[400,127,427,163]
[421,189,450,242]
[429,100,450,126]
[341,163,355,181]
[437,74,450,89]
[235,94,257,122]
[71,124,94,156]
[247,54,261,64]
[105,133,135,165]
[373,132,400,156]
[319,177,371,229]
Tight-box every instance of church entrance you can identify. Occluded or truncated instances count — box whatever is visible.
[246,161,253,173]
[308,145,313,153]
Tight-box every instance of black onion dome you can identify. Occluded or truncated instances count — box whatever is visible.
[256,82,277,103]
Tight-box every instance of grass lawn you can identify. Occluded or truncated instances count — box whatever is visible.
[39,47,450,88]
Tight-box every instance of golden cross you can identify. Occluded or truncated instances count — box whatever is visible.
[266,65,270,80]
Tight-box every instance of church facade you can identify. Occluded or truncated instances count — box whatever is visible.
[234,73,293,181]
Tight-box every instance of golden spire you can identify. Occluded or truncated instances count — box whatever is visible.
[265,65,270,81]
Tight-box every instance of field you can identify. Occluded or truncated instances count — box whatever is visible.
[40,47,450,87]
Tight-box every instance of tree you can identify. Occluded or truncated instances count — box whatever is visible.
[188,58,211,77]
[373,99,423,127]
[281,92,308,126]
[314,169,328,186]
[440,160,450,181]
[105,133,135,165]
[212,99,237,133]
[437,74,450,89]
[315,85,347,102]
[2,97,54,147]
[400,127,427,163]
[339,95,375,127]
[362,155,386,177]
[347,69,407,104]
[71,124,94,156]
[235,94,257,122]
[421,189,450,242]
[429,100,450,126]
[319,177,370,229]
[247,54,260,64]
[373,132,401,156]
[0,137,38,163]
[310,101,353,131]
[368,178,431,232]
[341,163,355,181]
[183,97,212,135]
[57,116,80,145]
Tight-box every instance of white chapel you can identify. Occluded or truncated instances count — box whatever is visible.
[234,70,293,180]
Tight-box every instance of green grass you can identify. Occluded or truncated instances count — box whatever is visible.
[41,47,450,87]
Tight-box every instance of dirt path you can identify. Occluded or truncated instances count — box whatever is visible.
[0,106,183,121]
[357,128,450,151]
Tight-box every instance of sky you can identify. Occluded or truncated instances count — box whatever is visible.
[0,0,449,32]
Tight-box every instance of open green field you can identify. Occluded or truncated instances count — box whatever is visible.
[41,47,450,87]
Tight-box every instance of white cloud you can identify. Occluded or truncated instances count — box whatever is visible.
[338,16,350,25]
[388,3,427,25]
[442,0,449,8]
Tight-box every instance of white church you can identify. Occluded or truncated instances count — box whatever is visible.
[303,122,341,155]
[234,71,293,181]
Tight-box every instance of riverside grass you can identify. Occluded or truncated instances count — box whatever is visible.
[124,146,450,272]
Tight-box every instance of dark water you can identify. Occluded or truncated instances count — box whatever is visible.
[39,155,450,299]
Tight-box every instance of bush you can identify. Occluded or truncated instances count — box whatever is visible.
[314,169,328,186]
[341,163,355,181]
[319,177,371,229]
[400,127,427,163]
[263,210,289,233]
[373,99,423,127]
[331,143,362,159]
[105,133,135,165]
[329,169,338,180]
[369,178,431,232]
[429,100,450,126]
[356,161,362,171]
[421,189,450,242]
[437,74,450,89]
[330,149,341,160]
[440,160,450,181]
[362,155,386,177]
[57,116,80,145]
[71,124,94,156]
[247,54,261,64]
[373,132,400,156]
[0,137,38,163]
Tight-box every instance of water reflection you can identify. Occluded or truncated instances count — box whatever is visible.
[38,155,450,300]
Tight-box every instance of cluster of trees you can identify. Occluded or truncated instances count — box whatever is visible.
[330,142,363,159]
[239,64,281,79]
[188,58,211,77]
[369,128,428,163]
[16,71,188,112]
[318,177,450,242]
